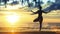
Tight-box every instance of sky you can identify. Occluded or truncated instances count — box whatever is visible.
[8,0,55,3]
[0,0,56,8]
[0,0,55,5]
[42,0,55,4]
[7,0,55,6]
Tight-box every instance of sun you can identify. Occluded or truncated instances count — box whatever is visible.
[7,15,19,23]
[5,12,20,25]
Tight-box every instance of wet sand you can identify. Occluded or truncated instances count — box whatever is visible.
[0,31,56,34]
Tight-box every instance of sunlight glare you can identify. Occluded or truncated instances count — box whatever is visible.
[6,12,20,25]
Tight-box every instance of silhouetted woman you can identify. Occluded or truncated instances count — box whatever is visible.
[31,6,47,31]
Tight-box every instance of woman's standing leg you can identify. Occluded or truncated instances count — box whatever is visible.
[39,16,43,31]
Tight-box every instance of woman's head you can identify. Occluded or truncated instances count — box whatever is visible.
[38,6,42,10]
